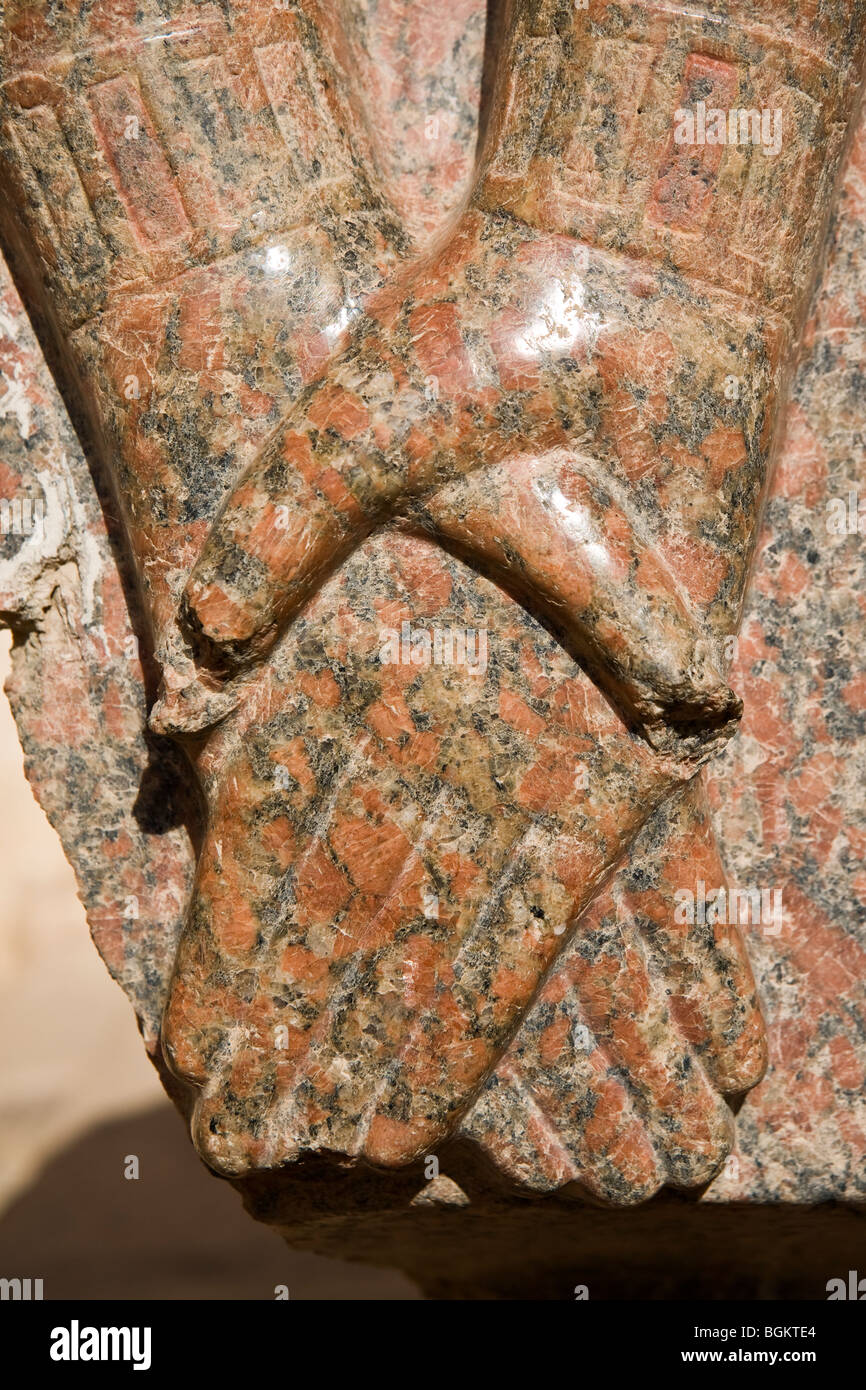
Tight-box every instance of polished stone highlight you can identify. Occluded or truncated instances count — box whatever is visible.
[0,1,863,1247]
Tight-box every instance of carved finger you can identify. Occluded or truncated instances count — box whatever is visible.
[179,343,412,676]
[422,449,743,760]
[624,778,768,1096]
[510,876,736,1190]
[466,776,768,1198]
[461,1018,668,1206]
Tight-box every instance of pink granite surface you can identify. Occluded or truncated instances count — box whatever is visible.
[0,1,862,1216]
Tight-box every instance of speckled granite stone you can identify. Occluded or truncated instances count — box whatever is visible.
[0,231,192,1033]
[0,0,864,1287]
[703,108,866,1205]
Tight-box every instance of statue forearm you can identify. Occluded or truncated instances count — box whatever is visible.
[478,0,866,327]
